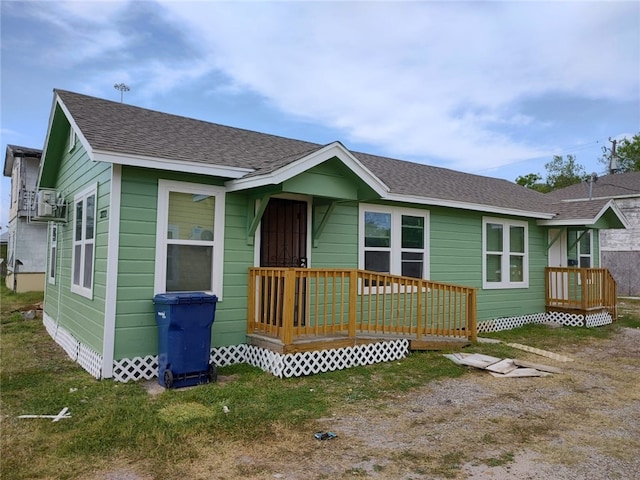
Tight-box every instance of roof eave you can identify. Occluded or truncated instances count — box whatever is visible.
[92,150,253,179]
[383,193,556,219]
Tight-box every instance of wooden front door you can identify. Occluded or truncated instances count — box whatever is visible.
[260,198,308,268]
[260,198,308,327]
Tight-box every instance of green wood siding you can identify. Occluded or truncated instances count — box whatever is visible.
[43,132,111,354]
[311,202,359,267]
[46,142,555,361]
[430,207,547,321]
[114,167,252,359]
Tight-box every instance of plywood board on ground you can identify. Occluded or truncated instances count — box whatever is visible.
[489,368,553,378]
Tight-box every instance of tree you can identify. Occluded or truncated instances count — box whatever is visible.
[600,133,640,173]
[515,173,550,193]
[516,154,588,192]
[544,154,588,190]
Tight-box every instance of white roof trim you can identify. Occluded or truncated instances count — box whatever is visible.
[559,193,640,202]
[225,142,389,195]
[92,150,252,179]
[382,193,556,219]
[538,199,630,228]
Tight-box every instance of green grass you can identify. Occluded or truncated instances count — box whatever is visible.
[1,286,639,479]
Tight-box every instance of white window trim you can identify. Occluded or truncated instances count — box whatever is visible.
[569,229,593,268]
[358,203,430,279]
[154,180,226,298]
[48,223,57,285]
[71,183,97,299]
[69,128,76,153]
[482,216,529,290]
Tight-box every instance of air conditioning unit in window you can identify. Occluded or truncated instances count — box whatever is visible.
[35,190,66,221]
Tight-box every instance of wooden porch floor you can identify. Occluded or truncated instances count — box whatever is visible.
[247,332,471,354]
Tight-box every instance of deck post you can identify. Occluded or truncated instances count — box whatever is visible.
[282,269,296,345]
[580,269,587,325]
[348,270,357,339]
[416,280,423,340]
[467,289,477,342]
[247,268,256,333]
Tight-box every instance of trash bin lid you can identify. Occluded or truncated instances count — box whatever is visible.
[153,292,218,305]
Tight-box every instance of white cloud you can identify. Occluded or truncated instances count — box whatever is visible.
[21,0,129,65]
[11,0,637,173]
[148,1,638,170]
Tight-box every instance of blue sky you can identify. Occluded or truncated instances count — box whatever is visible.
[2,0,639,229]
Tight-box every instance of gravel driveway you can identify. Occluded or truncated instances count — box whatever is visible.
[94,315,640,480]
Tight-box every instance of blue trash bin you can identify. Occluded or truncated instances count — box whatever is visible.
[153,292,218,388]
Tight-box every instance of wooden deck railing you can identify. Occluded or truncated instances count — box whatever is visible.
[545,267,617,318]
[248,268,477,345]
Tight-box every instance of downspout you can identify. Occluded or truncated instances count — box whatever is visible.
[13,259,23,292]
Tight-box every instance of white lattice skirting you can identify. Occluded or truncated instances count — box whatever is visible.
[45,308,612,382]
[478,310,614,333]
[112,340,409,382]
[43,313,102,379]
[45,314,410,382]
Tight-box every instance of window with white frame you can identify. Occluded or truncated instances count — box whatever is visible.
[568,229,592,267]
[69,128,76,152]
[155,180,226,296]
[359,204,429,279]
[483,217,528,289]
[71,184,97,298]
[48,223,58,285]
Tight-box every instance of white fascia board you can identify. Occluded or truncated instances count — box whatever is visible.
[92,150,253,179]
[383,193,556,219]
[559,193,640,202]
[225,142,389,195]
[537,218,594,227]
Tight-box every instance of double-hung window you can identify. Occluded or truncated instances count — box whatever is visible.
[71,184,97,298]
[155,180,226,296]
[359,204,429,280]
[483,217,528,289]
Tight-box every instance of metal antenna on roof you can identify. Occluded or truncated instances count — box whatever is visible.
[113,83,130,103]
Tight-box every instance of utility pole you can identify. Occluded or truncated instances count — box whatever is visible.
[608,137,619,174]
[113,83,130,103]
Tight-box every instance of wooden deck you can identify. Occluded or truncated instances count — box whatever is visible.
[545,267,617,319]
[247,268,476,354]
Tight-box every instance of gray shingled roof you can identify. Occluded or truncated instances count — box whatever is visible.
[354,151,553,214]
[547,198,611,222]
[546,172,640,201]
[55,89,609,220]
[56,89,321,171]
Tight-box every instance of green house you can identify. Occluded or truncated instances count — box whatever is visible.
[37,90,628,382]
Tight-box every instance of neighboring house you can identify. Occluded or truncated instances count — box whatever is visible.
[547,172,640,296]
[0,231,8,279]
[3,145,47,292]
[37,90,628,382]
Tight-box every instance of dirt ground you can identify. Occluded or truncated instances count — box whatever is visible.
[96,303,640,480]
